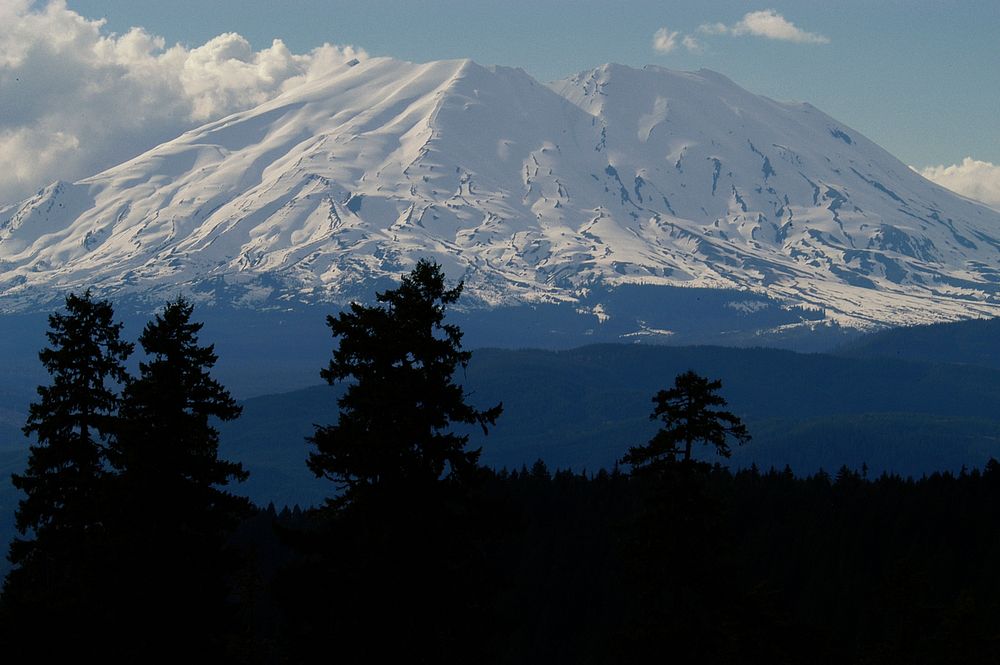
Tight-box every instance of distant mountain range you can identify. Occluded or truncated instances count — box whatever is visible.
[2,57,1000,336]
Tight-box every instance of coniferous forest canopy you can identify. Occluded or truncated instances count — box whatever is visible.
[2,262,1000,663]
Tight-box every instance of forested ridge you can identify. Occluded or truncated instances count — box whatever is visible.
[2,264,1000,664]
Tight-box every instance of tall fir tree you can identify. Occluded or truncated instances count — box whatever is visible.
[307,258,502,508]
[106,296,250,658]
[287,260,502,663]
[2,291,132,653]
[111,296,248,520]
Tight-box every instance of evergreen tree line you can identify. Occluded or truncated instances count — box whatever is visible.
[3,262,1000,664]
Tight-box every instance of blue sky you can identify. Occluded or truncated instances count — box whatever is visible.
[2,1,998,206]
[66,0,998,167]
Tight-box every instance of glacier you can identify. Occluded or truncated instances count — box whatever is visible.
[2,57,1000,330]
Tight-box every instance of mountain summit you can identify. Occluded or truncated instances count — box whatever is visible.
[2,57,999,328]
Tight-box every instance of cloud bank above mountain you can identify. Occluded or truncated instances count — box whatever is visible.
[652,9,830,57]
[921,158,1000,211]
[0,0,365,205]
[699,10,830,44]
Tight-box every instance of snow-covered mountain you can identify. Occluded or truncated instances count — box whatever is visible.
[2,56,1000,329]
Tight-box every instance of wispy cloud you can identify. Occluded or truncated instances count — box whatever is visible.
[0,0,366,205]
[652,27,704,54]
[652,27,680,54]
[697,22,729,36]
[699,10,830,44]
[681,35,705,54]
[920,158,1000,211]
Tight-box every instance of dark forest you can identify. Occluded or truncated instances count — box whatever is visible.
[3,263,1000,664]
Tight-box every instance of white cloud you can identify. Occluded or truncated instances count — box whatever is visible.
[920,158,1000,211]
[652,27,680,54]
[652,27,705,55]
[699,10,830,44]
[0,0,366,205]
[697,22,730,36]
[682,35,705,54]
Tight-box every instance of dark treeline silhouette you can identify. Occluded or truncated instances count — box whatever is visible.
[228,461,1000,664]
[3,265,1000,663]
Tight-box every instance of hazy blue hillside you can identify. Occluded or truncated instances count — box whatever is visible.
[4,341,1000,575]
[0,291,855,418]
[218,344,1000,507]
[838,317,1000,369]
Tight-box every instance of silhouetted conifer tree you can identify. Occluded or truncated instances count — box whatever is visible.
[106,296,250,659]
[619,371,750,660]
[622,370,749,471]
[111,296,248,519]
[307,258,501,507]
[286,260,502,663]
[1,291,131,653]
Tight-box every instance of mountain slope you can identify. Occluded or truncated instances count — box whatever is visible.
[2,58,1000,329]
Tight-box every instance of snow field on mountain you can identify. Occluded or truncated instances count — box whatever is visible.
[2,57,1000,328]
